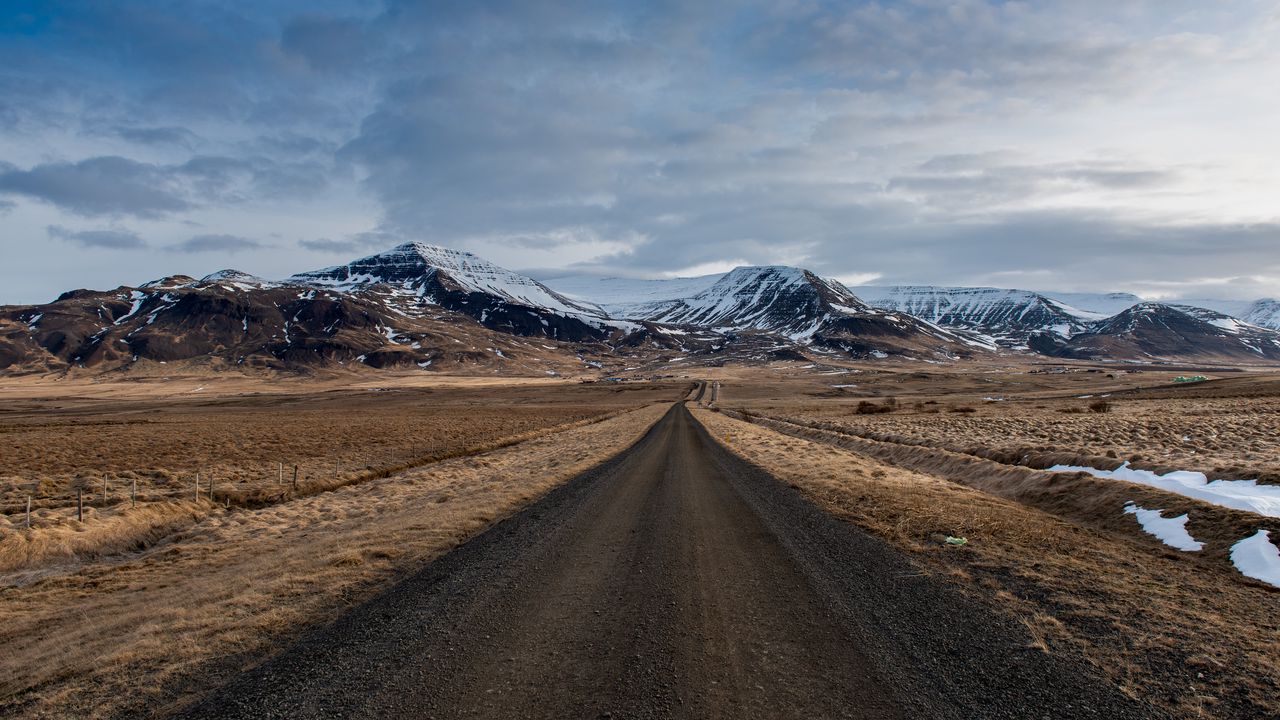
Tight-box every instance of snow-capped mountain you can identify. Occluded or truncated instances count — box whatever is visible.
[199,269,275,289]
[1172,298,1255,319]
[1241,299,1280,330]
[290,242,624,341]
[632,266,989,357]
[0,267,613,374]
[853,285,1098,347]
[291,242,607,319]
[642,266,847,336]
[538,272,724,319]
[1038,291,1142,317]
[1118,297,1280,331]
[5,241,1280,375]
[1030,303,1280,361]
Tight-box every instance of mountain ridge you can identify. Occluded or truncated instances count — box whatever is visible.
[4,243,1280,374]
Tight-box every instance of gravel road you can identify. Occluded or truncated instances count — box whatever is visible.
[177,403,1161,720]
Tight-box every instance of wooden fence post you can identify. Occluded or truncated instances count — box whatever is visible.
[101,476,107,505]
[195,472,200,502]
[77,489,83,522]
[131,478,137,508]
[26,496,32,529]
[278,462,283,485]
[292,465,299,490]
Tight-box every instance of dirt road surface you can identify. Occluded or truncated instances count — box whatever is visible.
[178,403,1159,720]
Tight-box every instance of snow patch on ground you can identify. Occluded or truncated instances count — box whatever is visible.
[1229,530,1280,587]
[1048,462,1280,518]
[1123,503,1203,551]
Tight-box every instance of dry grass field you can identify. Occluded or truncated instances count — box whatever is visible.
[3,362,1277,719]
[701,363,1280,719]
[733,373,1280,483]
[0,375,678,718]
[0,375,677,573]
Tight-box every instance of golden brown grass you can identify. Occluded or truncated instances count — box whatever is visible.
[722,408,1279,567]
[695,407,1280,719]
[0,382,675,512]
[0,380,684,572]
[0,401,672,719]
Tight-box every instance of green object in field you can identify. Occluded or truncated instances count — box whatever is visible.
[1173,375,1208,383]
[944,536,968,546]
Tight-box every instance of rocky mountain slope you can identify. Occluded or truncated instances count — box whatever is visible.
[0,243,651,375]
[4,243,1280,375]
[0,269,601,375]
[853,284,1280,351]
[1029,303,1280,361]
[633,267,991,358]
[854,285,1099,347]
[290,243,624,341]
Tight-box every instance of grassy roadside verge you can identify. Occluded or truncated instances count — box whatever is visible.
[0,402,672,719]
[721,409,1278,569]
[693,407,1280,719]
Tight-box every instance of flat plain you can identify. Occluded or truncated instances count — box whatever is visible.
[1,361,1277,719]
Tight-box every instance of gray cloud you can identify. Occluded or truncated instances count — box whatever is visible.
[170,234,263,253]
[298,237,362,253]
[0,156,191,217]
[299,229,403,254]
[48,224,148,249]
[0,152,330,222]
[112,125,200,148]
[176,155,329,201]
[1,1,1278,304]
[281,15,372,72]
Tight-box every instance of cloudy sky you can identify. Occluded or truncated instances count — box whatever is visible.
[2,1,1278,304]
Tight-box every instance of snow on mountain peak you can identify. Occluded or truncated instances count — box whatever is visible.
[200,269,272,288]
[853,284,1097,347]
[646,264,871,336]
[289,242,606,318]
[1242,299,1280,330]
